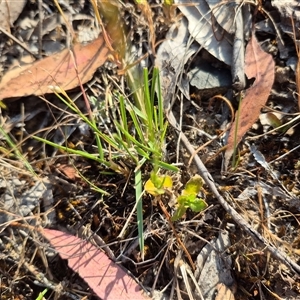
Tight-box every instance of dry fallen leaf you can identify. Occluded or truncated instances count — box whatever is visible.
[176,0,233,65]
[0,36,110,100]
[42,229,150,300]
[195,231,235,300]
[215,283,235,300]
[0,0,26,31]
[58,164,81,181]
[224,33,275,169]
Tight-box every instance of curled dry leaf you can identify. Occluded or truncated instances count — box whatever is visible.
[42,229,150,300]
[224,33,275,169]
[176,0,233,65]
[155,17,197,107]
[0,36,110,100]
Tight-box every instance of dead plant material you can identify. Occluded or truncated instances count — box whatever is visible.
[137,1,156,55]
[291,16,300,111]
[158,197,195,271]
[95,0,126,63]
[0,36,110,100]
[224,31,275,168]
[42,228,150,299]
[188,94,234,166]
[166,109,300,275]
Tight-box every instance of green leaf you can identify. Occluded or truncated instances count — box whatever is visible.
[177,194,195,206]
[172,177,207,221]
[36,289,48,300]
[171,205,187,221]
[182,175,203,196]
[144,179,165,196]
[145,173,173,196]
[150,171,159,187]
[164,0,173,5]
[188,198,208,212]
[150,172,173,189]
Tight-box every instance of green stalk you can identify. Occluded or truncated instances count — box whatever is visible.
[155,67,165,131]
[33,136,110,167]
[0,127,35,174]
[135,161,145,260]
[143,68,153,141]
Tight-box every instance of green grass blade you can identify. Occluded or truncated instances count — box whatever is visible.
[154,67,165,130]
[90,117,104,160]
[155,160,179,172]
[127,104,147,145]
[52,90,121,152]
[35,289,48,300]
[150,67,157,108]
[153,105,158,130]
[135,163,144,260]
[119,95,129,135]
[114,121,159,154]
[78,173,109,195]
[112,135,139,163]
[0,127,35,174]
[33,136,109,166]
[143,68,153,138]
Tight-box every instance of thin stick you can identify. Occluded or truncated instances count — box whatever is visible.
[0,26,38,58]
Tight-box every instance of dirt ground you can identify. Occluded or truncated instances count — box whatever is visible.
[0,1,300,299]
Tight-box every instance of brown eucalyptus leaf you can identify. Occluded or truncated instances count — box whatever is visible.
[0,36,109,100]
[224,33,275,168]
[42,229,150,300]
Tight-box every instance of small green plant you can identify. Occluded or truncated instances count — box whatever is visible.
[145,174,208,221]
[171,175,208,221]
[144,171,173,196]
[35,289,48,300]
[118,66,178,258]
[34,66,178,260]
[0,126,35,174]
[35,2,178,260]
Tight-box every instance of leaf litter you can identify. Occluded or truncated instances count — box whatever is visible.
[0,0,26,32]
[224,31,275,169]
[0,36,110,99]
[0,1,300,300]
[42,229,150,300]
